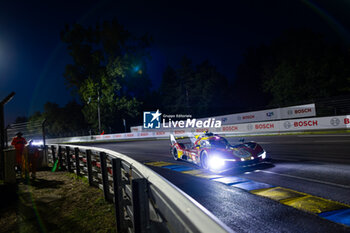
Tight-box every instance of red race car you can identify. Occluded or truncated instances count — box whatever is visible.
[170,132,266,173]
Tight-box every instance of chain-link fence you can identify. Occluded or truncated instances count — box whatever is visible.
[6,120,45,147]
[315,95,350,117]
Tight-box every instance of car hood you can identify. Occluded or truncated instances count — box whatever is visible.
[207,143,264,160]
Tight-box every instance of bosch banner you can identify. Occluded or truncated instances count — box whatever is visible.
[199,103,316,125]
[279,103,316,120]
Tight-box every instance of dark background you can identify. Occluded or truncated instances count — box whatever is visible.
[1,0,350,125]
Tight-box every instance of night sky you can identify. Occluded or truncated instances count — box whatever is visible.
[1,0,350,125]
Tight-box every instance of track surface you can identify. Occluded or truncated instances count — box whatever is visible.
[87,134,350,232]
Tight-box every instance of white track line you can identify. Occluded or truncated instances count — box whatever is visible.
[259,140,350,144]
[313,140,350,143]
[297,135,350,137]
[259,170,350,189]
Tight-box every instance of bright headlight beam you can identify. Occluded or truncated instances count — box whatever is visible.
[208,156,225,170]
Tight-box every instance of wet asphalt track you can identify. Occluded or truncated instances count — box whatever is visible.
[86,134,350,232]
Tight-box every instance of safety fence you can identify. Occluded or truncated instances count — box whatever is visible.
[47,144,233,233]
[46,115,350,144]
[6,120,46,145]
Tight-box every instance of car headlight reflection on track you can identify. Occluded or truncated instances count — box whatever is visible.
[208,155,225,170]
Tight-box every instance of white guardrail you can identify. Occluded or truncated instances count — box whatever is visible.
[44,114,349,232]
[46,144,234,233]
[47,115,350,144]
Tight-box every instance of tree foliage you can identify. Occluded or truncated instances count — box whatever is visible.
[28,101,87,137]
[234,46,271,109]
[160,57,230,117]
[13,116,28,124]
[235,29,350,107]
[61,18,152,132]
[263,30,350,105]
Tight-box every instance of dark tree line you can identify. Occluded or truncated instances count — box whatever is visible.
[159,57,231,117]
[20,21,350,136]
[234,29,350,108]
[26,101,87,137]
[60,18,153,132]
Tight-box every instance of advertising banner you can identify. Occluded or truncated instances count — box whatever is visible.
[135,103,317,132]
[209,108,280,125]
[201,103,316,125]
[280,103,316,120]
[130,126,142,132]
[279,115,349,131]
[215,115,350,134]
[46,115,350,144]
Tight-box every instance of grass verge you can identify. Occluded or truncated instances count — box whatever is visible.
[0,171,116,233]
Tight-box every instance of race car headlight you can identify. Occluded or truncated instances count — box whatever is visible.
[208,156,225,170]
[258,151,266,159]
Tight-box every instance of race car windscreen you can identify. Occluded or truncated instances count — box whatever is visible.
[209,137,229,148]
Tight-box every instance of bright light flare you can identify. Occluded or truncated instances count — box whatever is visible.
[31,140,43,146]
[208,155,225,170]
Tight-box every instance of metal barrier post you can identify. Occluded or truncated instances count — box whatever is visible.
[0,92,15,180]
[66,146,72,172]
[99,152,110,201]
[51,145,56,164]
[0,105,3,180]
[58,146,63,170]
[42,119,47,160]
[132,178,150,233]
[5,125,9,148]
[45,144,234,233]
[86,150,93,186]
[43,145,49,166]
[74,148,80,176]
[112,158,126,233]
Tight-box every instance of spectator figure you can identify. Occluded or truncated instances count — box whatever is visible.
[11,132,27,173]
[22,140,39,179]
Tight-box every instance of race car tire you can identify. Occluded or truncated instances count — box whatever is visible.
[173,148,179,161]
[200,151,209,170]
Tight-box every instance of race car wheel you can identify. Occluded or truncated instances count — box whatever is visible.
[200,151,209,170]
[173,148,179,161]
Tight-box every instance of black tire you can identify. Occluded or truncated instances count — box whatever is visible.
[200,151,209,170]
[173,148,179,161]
